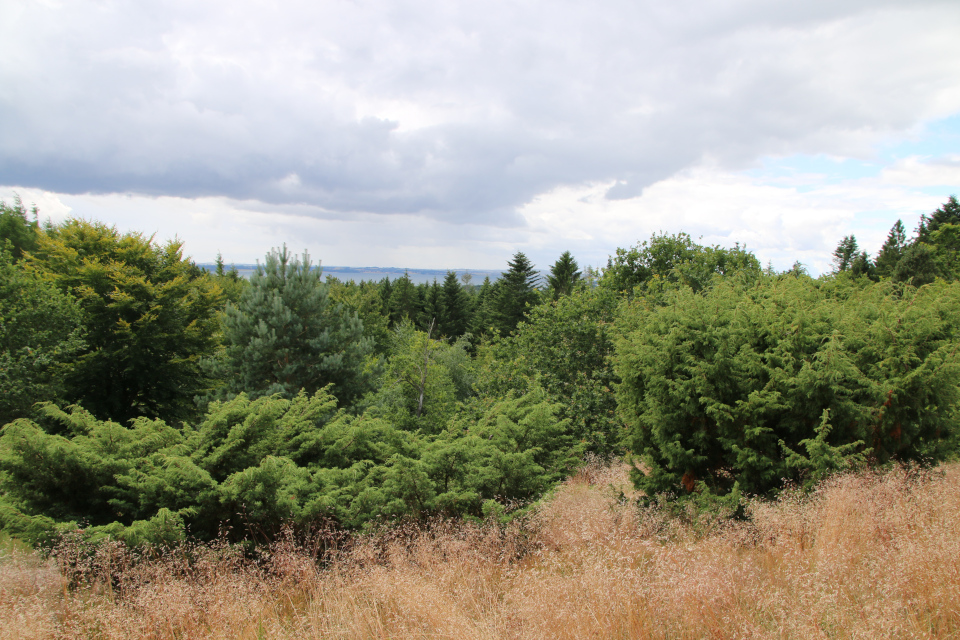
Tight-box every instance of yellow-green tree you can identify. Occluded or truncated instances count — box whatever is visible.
[25,219,222,424]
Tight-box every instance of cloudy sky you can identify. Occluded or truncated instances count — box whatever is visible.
[2,0,960,274]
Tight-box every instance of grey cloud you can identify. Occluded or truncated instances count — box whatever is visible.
[1,0,959,224]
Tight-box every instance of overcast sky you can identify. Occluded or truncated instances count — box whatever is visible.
[3,0,960,274]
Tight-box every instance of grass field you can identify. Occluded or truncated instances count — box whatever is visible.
[2,461,959,639]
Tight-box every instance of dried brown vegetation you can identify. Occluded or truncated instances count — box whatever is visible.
[2,461,960,639]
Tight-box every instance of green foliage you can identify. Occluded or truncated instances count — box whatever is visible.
[0,256,86,423]
[780,409,870,490]
[491,252,540,336]
[364,321,475,434]
[0,380,577,545]
[916,195,960,244]
[478,285,622,455]
[439,271,473,339]
[875,220,907,278]
[328,277,392,355]
[615,275,960,500]
[546,250,581,299]
[208,246,375,406]
[0,195,39,261]
[600,232,761,299]
[25,220,222,424]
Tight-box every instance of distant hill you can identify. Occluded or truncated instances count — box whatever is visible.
[196,264,505,285]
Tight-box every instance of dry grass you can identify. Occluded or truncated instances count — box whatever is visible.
[2,462,960,639]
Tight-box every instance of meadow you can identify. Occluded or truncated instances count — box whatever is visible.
[2,460,958,639]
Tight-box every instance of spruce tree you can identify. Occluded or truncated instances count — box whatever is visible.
[875,220,907,278]
[492,252,540,336]
[388,272,419,325]
[419,279,445,331]
[440,271,472,338]
[917,195,960,243]
[211,246,373,405]
[546,250,582,299]
[832,235,860,272]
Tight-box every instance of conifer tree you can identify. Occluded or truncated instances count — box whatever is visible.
[0,195,39,262]
[546,250,582,299]
[492,252,540,336]
[210,246,373,405]
[832,235,860,272]
[388,272,419,325]
[440,271,472,338]
[875,220,907,278]
[419,279,445,331]
[472,276,495,335]
[917,195,960,243]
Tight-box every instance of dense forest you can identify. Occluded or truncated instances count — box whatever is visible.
[2,194,960,548]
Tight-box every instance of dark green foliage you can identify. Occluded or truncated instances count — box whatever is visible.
[388,272,420,325]
[917,195,960,243]
[491,252,540,336]
[0,256,86,424]
[832,235,860,272]
[875,220,907,278]
[478,286,622,455]
[615,275,960,500]
[546,251,581,299]
[0,195,39,261]
[25,220,222,424]
[208,246,374,407]
[833,234,876,280]
[439,271,473,338]
[893,243,940,287]
[472,276,496,335]
[600,232,760,298]
[419,279,444,330]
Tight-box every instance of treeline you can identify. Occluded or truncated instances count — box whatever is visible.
[1,195,960,546]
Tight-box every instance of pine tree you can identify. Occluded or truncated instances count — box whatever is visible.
[492,252,540,336]
[211,246,373,405]
[875,220,907,278]
[546,250,582,299]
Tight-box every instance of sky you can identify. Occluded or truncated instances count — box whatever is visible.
[2,0,960,275]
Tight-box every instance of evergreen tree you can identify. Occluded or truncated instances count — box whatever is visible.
[875,220,907,278]
[491,252,540,336]
[378,276,393,316]
[0,195,39,261]
[472,276,496,335]
[832,235,860,272]
[546,250,581,299]
[893,243,940,287]
[388,272,420,325]
[917,195,960,243]
[419,279,445,330]
[440,271,472,338]
[210,246,374,405]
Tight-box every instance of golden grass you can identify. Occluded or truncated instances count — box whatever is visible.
[2,462,960,639]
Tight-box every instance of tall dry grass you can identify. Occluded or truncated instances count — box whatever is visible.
[2,461,959,639]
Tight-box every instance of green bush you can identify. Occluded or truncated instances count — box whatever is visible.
[615,275,960,499]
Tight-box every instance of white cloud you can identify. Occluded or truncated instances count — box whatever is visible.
[2,0,960,273]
